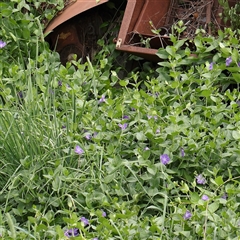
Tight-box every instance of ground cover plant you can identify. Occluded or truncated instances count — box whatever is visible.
[0,0,240,239]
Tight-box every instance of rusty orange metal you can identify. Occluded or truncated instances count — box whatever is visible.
[44,0,238,64]
[116,0,238,62]
[44,0,109,65]
[44,0,109,34]
[116,0,170,62]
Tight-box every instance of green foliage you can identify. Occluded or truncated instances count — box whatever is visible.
[0,0,240,239]
[218,0,240,31]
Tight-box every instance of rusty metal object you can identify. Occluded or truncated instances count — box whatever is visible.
[116,0,238,62]
[44,0,238,64]
[44,0,108,64]
[44,0,108,34]
[116,0,171,62]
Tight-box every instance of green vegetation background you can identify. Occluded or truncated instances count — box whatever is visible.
[0,0,239,239]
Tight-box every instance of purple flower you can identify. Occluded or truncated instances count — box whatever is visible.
[226,57,232,66]
[93,238,99,240]
[196,174,206,185]
[222,193,228,200]
[75,145,84,155]
[18,91,24,99]
[123,115,130,119]
[118,123,128,130]
[201,194,209,201]
[99,95,105,103]
[183,210,192,220]
[64,228,80,238]
[144,147,150,150]
[209,62,214,70]
[80,217,89,226]
[0,40,6,48]
[85,133,92,140]
[102,211,107,217]
[180,148,185,157]
[58,80,62,87]
[238,62,240,67]
[147,115,157,120]
[160,154,170,165]
[156,129,160,134]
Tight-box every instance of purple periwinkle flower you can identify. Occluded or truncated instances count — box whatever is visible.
[183,210,192,220]
[58,80,62,87]
[123,115,130,119]
[102,210,107,217]
[156,129,160,134]
[196,174,206,185]
[209,62,214,70]
[238,62,240,67]
[85,133,92,140]
[75,145,84,155]
[222,193,228,200]
[80,217,89,226]
[201,194,209,201]
[144,147,150,151]
[93,238,99,240]
[18,91,24,99]
[180,148,185,157]
[118,123,128,130]
[99,95,105,103]
[160,154,170,165]
[64,228,80,238]
[0,40,6,48]
[147,115,157,120]
[226,57,232,66]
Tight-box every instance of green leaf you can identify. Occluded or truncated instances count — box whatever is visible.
[200,89,211,97]
[232,73,240,83]
[190,192,199,203]
[232,130,240,140]
[208,202,219,213]
[175,39,186,50]
[232,48,238,62]
[166,46,175,56]
[157,61,171,68]
[215,176,224,186]
[156,49,169,59]
[136,131,147,141]
[147,166,157,175]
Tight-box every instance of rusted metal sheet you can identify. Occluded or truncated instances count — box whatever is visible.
[46,9,104,65]
[116,0,238,62]
[116,0,169,62]
[133,0,171,35]
[44,0,108,34]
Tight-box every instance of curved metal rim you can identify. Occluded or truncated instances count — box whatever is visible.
[44,0,109,34]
